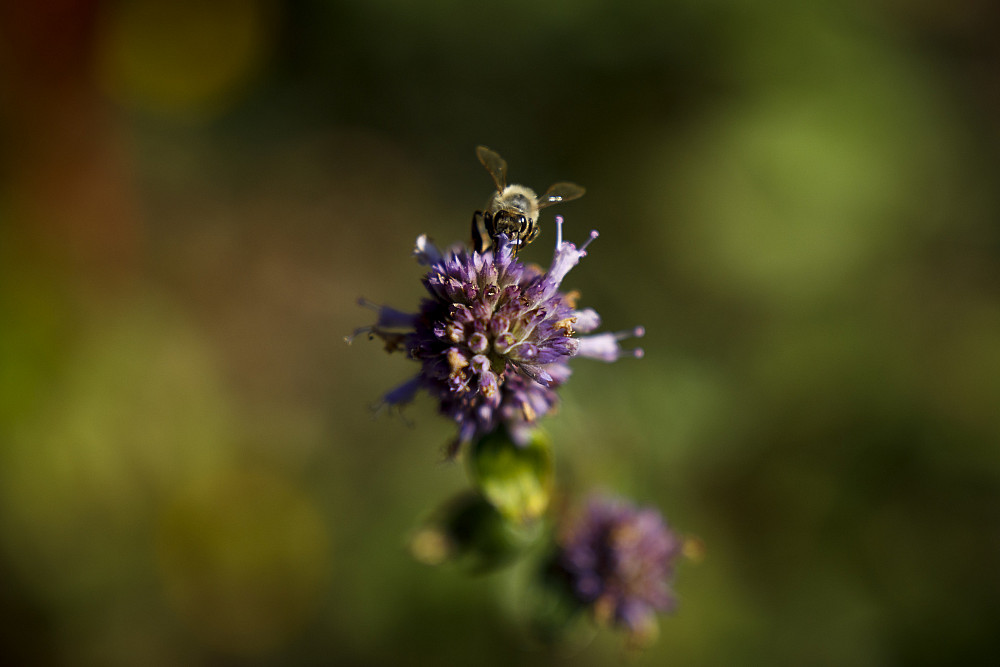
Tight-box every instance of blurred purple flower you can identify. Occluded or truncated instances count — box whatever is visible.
[350,216,643,455]
[556,495,681,637]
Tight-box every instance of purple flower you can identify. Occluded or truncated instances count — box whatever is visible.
[350,216,643,455]
[556,495,681,637]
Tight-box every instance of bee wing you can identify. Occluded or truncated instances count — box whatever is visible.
[537,181,586,209]
[476,145,508,192]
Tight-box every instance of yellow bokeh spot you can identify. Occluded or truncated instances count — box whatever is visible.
[96,0,274,117]
[682,536,706,564]
[409,527,453,566]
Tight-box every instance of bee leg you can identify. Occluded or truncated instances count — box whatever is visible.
[502,215,520,257]
[525,223,540,244]
[472,211,492,253]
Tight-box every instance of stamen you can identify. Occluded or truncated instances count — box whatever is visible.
[447,347,469,372]
[576,327,645,362]
[555,215,565,248]
[344,326,373,344]
[616,326,645,358]
[580,230,599,253]
[616,326,645,341]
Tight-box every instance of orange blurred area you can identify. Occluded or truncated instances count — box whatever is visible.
[2,0,1000,664]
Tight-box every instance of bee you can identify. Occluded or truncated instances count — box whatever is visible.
[471,145,585,254]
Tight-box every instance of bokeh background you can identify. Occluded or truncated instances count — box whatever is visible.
[3,1,1000,664]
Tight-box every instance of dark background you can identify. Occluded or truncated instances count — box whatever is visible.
[2,0,1000,664]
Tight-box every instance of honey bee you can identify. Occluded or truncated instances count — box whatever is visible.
[471,145,585,254]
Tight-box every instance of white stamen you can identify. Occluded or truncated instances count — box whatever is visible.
[580,230,599,253]
[616,325,645,340]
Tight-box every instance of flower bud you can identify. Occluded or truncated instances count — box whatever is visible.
[410,492,541,573]
[467,428,554,523]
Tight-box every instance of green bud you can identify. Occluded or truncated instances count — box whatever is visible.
[467,428,554,523]
[411,492,541,573]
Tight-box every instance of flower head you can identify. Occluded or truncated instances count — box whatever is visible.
[555,495,681,637]
[350,217,643,455]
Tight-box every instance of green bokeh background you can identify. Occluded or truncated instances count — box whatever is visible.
[3,1,1000,664]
